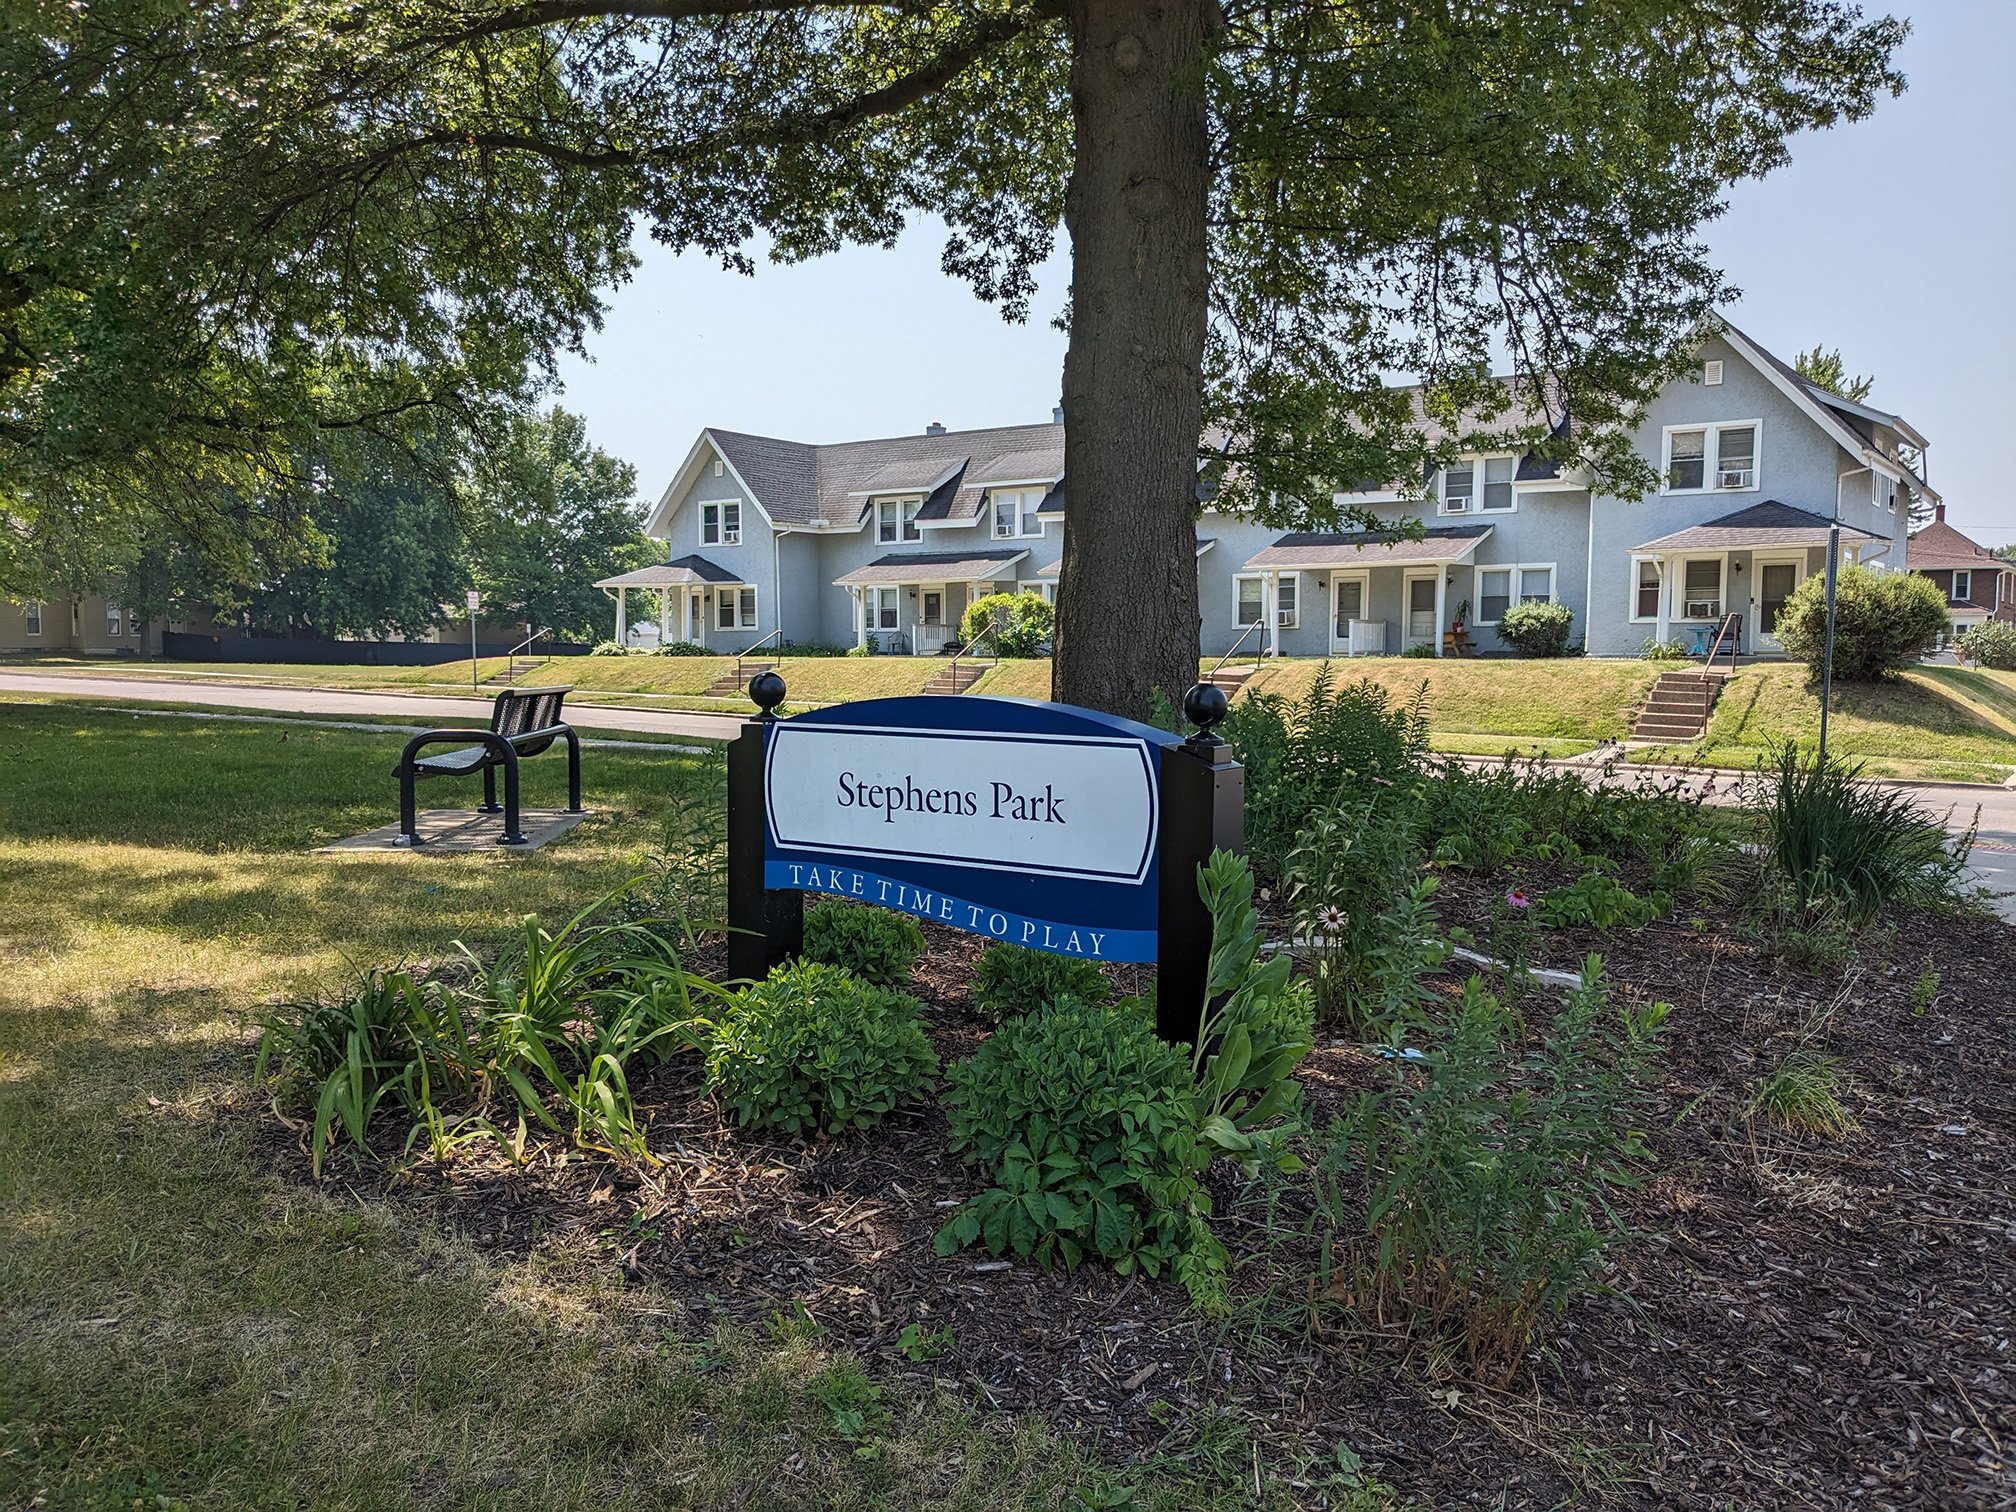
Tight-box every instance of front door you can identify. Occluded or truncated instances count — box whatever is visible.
[1755,558,1802,649]
[1404,575,1438,649]
[1331,575,1367,653]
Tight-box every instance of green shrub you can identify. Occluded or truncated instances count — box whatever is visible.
[1286,793,1427,1031]
[654,639,710,656]
[1315,958,1667,1382]
[1639,636,1690,660]
[801,899,926,987]
[706,961,938,1135]
[937,996,1202,1275]
[1750,1047,1856,1136]
[1754,742,1966,926]
[1221,666,1430,877]
[1534,869,1667,930]
[1961,619,2016,670]
[844,639,878,657]
[1494,599,1575,658]
[591,640,630,656]
[970,942,1109,1020]
[1774,565,1948,680]
[939,851,1309,1310]
[958,591,1054,657]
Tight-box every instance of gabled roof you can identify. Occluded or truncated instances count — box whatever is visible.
[1245,525,1493,570]
[832,549,1028,586]
[595,554,744,589]
[1634,500,1879,554]
[1908,519,2012,574]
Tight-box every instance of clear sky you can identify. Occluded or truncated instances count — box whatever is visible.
[554,2,2016,544]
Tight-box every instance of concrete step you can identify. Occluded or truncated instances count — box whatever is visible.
[703,661,777,696]
[483,658,548,685]
[1633,717,1707,741]
[1203,664,1257,692]
[922,662,989,695]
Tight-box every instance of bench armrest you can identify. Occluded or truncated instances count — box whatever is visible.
[395,728,518,775]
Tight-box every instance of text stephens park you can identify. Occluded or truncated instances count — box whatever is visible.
[3,4,2013,1510]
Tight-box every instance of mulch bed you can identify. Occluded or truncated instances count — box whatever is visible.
[288,896,2015,1510]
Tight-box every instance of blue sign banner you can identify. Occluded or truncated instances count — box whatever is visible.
[761,695,1178,963]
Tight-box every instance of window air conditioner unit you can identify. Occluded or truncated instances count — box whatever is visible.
[1684,599,1719,619]
[1276,609,1295,627]
[1445,497,1469,513]
[995,522,1014,538]
[1717,468,1754,489]
[723,529,741,545]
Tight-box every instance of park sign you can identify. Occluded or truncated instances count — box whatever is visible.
[726,678,1243,1042]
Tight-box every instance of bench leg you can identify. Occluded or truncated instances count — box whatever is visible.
[497,750,528,846]
[563,728,584,814]
[478,765,502,814]
[399,768,420,847]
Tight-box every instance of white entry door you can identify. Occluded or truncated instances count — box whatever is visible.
[1331,574,1368,653]
[1754,557,1803,649]
[1403,574,1438,649]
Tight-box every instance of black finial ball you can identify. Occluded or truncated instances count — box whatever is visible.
[749,669,787,715]
[1183,681,1228,734]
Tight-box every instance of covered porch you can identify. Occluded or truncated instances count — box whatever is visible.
[833,550,1028,654]
[1241,526,1495,658]
[1633,502,1882,655]
[593,556,751,649]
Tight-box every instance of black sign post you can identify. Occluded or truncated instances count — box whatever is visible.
[724,673,1242,1044]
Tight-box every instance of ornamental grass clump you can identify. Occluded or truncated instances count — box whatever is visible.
[970,941,1110,1020]
[1315,958,1667,1383]
[801,898,926,987]
[706,961,938,1136]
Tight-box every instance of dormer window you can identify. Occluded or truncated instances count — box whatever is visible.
[1663,422,1760,493]
[1440,456,1514,514]
[991,489,1042,539]
[877,498,922,543]
[700,500,741,546]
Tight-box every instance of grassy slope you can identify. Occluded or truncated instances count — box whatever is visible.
[1241,658,1658,743]
[0,702,1267,1511]
[1636,663,2016,782]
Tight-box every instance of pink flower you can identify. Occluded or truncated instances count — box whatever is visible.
[1505,888,1532,910]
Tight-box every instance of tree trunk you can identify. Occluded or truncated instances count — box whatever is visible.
[1053,0,1214,722]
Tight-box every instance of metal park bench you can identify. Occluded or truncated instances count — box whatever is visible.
[393,686,582,847]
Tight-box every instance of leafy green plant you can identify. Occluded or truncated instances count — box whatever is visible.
[1754,742,1968,927]
[706,961,938,1136]
[958,590,1053,657]
[937,996,1202,1276]
[1315,958,1668,1383]
[1774,565,1949,680]
[1750,1048,1857,1136]
[800,898,926,987]
[1534,869,1668,931]
[895,1322,953,1362]
[1494,599,1575,658]
[971,941,1110,1020]
[811,1359,891,1453]
[1909,964,1941,1015]
[653,639,710,656]
[1960,619,2016,671]
[1286,792,1426,1031]
[1639,636,1690,659]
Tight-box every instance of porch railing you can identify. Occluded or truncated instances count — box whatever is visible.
[736,627,783,688]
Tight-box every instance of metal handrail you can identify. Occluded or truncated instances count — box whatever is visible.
[947,626,997,688]
[1209,620,1265,681]
[1698,611,1742,721]
[504,627,548,683]
[736,626,784,685]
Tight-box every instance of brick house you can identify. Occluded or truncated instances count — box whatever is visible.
[1906,505,2015,638]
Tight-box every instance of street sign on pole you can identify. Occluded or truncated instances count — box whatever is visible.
[467,591,480,692]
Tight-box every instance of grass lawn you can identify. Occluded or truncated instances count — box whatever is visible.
[1632,663,2016,784]
[1243,657,1658,742]
[0,700,1262,1510]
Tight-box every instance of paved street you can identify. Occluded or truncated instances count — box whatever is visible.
[6,666,2013,915]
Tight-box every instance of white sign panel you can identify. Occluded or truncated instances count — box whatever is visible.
[765,722,1157,884]
[465,590,481,612]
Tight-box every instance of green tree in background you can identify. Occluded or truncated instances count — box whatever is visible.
[2,1,1906,715]
[465,408,654,642]
[1793,347,1876,403]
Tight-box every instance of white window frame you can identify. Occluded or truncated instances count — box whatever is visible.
[1678,556,1726,620]
[1952,570,1971,603]
[699,500,742,547]
[1661,421,1762,495]
[24,601,42,637]
[872,586,900,630]
[1474,562,1556,626]
[990,488,1043,540]
[1438,454,1517,515]
[1629,556,1663,624]
[1330,571,1369,627]
[106,604,123,638]
[715,585,756,631]
[1233,573,1267,629]
[1275,572,1299,629]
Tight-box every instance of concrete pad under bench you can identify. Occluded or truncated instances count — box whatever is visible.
[317,808,592,854]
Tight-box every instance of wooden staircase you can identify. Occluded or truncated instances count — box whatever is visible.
[922,661,989,695]
[483,658,547,685]
[1632,669,1726,744]
[705,660,776,697]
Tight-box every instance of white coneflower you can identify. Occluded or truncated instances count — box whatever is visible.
[1316,904,1348,934]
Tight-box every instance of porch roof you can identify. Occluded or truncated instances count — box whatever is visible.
[1037,538,1214,577]
[1634,501,1880,554]
[833,549,1028,587]
[595,554,743,589]
[1242,525,1492,571]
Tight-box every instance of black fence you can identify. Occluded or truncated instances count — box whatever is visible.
[161,632,592,666]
